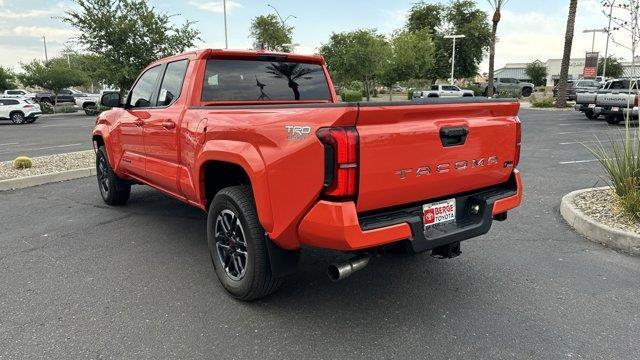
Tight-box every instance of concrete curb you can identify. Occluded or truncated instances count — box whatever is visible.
[560,187,640,256]
[0,167,95,191]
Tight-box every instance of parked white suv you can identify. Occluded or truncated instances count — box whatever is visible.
[0,98,42,124]
[3,89,37,101]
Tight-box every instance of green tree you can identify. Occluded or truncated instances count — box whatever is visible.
[379,29,435,100]
[18,58,86,104]
[598,56,623,79]
[525,61,548,86]
[406,0,491,82]
[0,66,17,92]
[406,2,445,34]
[486,0,510,96]
[62,0,201,94]
[249,14,294,52]
[319,29,391,101]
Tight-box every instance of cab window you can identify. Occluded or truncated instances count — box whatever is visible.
[128,66,162,108]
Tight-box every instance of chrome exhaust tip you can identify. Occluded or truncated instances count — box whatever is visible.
[327,254,372,282]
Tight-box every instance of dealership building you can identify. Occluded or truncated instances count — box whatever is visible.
[494,57,640,86]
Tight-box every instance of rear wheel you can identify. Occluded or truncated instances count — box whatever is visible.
[606,115,623,125]
[585,110,598,120]
[522,87,533,97]
[96,146,131,205]
[10,112,25,124]
[207,186,282,301]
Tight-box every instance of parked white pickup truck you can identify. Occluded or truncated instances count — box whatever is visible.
[414,84,474,98]
[575,79,639,124]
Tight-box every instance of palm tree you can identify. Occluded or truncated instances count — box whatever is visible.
[555,0,578,108]
[486,0,510,97]
[265,63,319,100]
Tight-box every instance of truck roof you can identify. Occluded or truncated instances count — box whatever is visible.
[152,49,326,66]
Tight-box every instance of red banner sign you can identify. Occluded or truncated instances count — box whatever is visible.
[583,52,599,79]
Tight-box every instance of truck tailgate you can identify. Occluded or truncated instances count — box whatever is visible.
[355,100,520,213]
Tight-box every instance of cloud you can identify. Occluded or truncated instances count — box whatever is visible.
[188,0,243,13]
[482,1,629,72]
[0,26,77,42]
[0,9,55,19]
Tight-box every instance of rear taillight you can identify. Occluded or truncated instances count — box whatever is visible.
[635,95,639,107]
[23,105,33,108]
[317,127,359,200]
[514,117,522,168]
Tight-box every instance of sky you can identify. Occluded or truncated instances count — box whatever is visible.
[0,0,630,73]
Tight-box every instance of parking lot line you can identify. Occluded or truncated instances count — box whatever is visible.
[559,159,601,164]
[0,142,19,146]
[0,143,85,154]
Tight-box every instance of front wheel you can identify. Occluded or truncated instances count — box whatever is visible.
[96,146,131,205]
[521,87,533,97]
[606,115,622,125]
[207,186,282,301]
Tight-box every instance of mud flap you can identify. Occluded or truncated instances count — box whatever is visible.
[265,235,300,278]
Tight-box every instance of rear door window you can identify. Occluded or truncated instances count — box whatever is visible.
[201,59,331,102]
[156,60,189,106]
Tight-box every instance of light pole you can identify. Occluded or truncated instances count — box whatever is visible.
[602,0,617,79]
[267,4,297,26]
[583,28,607,52]
[223,0,228,49]
[444,34,465,84]
[42,35,48,62]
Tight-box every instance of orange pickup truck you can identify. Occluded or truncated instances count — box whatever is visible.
[93,49,523,300]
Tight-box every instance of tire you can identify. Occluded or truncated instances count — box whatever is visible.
[606,115,622,125]
[585,110,598,120]
[10,112,25,124]
[207,186,282,301]
[96,146,131,205]
[522,87,533,97]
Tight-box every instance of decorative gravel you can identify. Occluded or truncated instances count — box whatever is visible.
[0,150,95,181]
[573,188,640,234]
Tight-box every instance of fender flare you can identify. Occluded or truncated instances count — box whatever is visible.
[195,140,274,233]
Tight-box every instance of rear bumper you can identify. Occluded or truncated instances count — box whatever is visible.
[298,170,523,252]
[26,112,41,119]
[623,107,639,118]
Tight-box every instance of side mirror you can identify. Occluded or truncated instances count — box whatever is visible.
[101,92,122,108]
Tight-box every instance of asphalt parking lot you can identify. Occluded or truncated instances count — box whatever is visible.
[0,112,94,161]
[1,109,639,359]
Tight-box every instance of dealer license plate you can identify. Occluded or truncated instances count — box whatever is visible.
[423,199,456,228]
[588,104,596,108]
[612,107,620,112]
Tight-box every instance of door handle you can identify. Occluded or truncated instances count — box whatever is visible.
[133,118,144,127]
[439,127,469,147]
[162,120,176,130]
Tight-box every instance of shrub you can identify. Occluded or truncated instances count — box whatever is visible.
[495,89,522,99]
[38,101,54,114]
[588,126,640,219]
[12,156,33,170]
[84,105,111,116]
[460,85,482,96]
[530,93,554,108]
[340,89,363,102]
[56,106,78,113]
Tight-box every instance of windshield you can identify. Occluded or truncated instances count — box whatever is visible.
[201,59,331,102]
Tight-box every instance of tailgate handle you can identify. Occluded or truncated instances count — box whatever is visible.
[439,127,469,147]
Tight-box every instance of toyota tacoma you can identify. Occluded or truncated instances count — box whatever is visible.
[92,49,523,300]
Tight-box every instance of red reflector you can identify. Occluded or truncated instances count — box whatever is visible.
[514,117,522,167]
[23,105,33,108]
[317,127,359,199]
